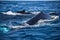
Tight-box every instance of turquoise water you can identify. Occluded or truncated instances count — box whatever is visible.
[0,1,60,40]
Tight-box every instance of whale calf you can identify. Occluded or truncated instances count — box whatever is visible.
[26,12,51,25]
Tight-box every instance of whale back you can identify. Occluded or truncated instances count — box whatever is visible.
[26,12,51,25]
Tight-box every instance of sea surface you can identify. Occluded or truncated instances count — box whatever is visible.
[0,1,60,40]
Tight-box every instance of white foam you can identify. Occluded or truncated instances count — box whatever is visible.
[37,15,59,23]
[31,12,40,14]
[3,11,21,15]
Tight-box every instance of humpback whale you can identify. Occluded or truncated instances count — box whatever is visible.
[26,12,51,25]
[0,11,33,21]
[17,10,31,14]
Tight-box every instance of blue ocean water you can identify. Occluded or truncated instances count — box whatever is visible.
[0,1,60,12]
[0,1,60,40]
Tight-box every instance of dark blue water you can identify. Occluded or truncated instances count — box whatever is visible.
[0,1,60,12]
[0,1,60,40]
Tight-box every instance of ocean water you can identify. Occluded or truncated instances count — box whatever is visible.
[0,1,60,40]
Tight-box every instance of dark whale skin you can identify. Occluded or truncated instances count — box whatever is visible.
[26,12,51,25]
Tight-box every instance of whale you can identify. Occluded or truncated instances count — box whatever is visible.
[26,12,51,25]
[0,11,33,21]
[17,10,31,14]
